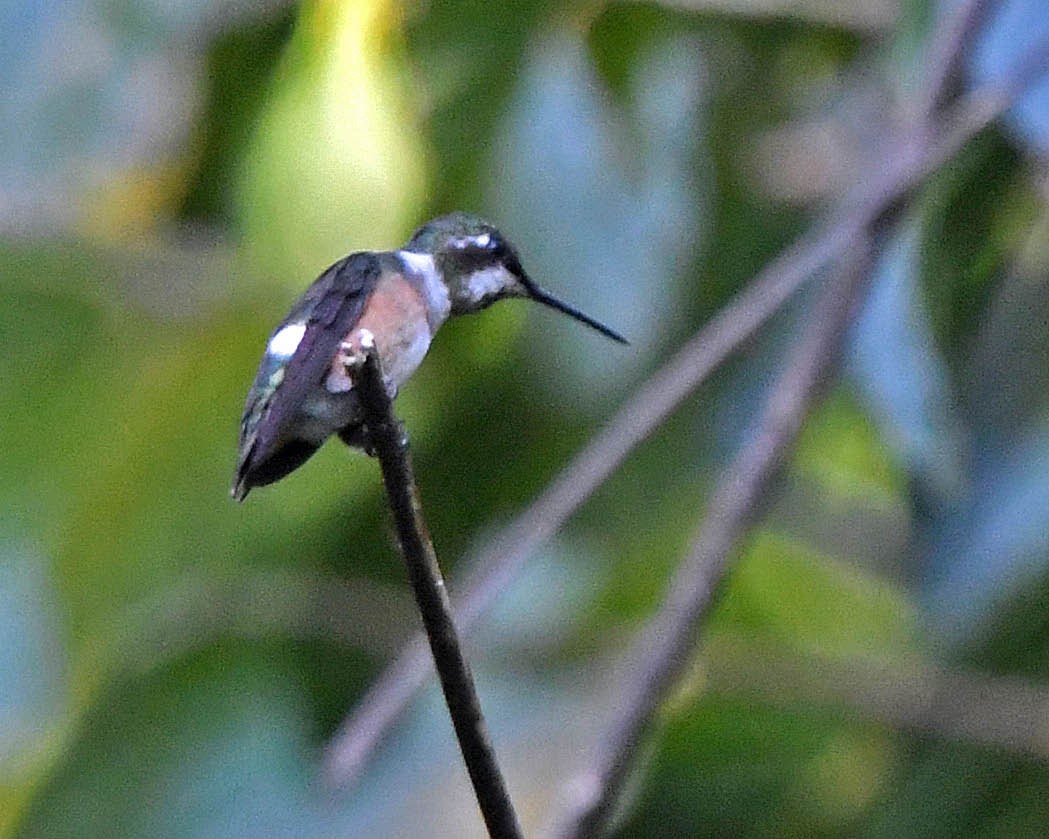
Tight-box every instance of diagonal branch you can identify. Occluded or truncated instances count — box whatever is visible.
[550,239,877,838]
[912,0,994,126]
[352,336,523,839]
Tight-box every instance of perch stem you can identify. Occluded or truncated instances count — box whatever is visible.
[352,339,524,839]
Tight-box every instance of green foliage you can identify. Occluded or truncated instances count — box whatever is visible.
[717,531,917,661]
[4,0,1049,836]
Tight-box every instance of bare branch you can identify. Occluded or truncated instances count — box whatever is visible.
[352,338,523,839]
[550,239,876,839]
[912,0,994,126]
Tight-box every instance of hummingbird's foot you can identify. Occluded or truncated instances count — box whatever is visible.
[338,340,368,373]
[339,331,396,397]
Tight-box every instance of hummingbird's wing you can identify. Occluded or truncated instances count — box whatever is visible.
[233,252,381,499]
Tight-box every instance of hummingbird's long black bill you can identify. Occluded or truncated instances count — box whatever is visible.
[528,286,629,344]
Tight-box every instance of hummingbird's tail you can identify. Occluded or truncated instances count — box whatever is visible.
[230,474,251,502]
[231,439,321,501]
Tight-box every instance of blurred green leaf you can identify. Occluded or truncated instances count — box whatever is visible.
[618,699,895,838]
[795,389,905,507]
[857,741,1049,839]
[918,130,1029,360]
[181,8,296,224]
[14,648,325,839]
[236,0,428,284]
[716,531,918,662]
[7,0,1049,835]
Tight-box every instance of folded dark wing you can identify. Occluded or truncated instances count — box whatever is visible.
[233,252,381,495]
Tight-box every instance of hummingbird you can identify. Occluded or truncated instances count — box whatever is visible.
[232,212,628,501]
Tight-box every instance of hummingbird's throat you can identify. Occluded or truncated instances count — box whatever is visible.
[458,265,522,312]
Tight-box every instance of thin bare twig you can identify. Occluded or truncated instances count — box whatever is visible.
[912,0,994,126]
[352,340,523,839]
[322,17,1049,792]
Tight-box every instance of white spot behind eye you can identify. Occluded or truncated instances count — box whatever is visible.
[267,322,307,358]
[450,233,492,250]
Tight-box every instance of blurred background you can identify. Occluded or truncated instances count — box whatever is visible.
[4,0,1049,835]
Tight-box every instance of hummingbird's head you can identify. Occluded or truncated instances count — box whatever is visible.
[405,213,628,344]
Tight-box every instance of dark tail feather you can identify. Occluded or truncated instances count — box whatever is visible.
[231,439,321,501]
[231,473,251,502]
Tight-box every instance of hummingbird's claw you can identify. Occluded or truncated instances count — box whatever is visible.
[338,340,368,373]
